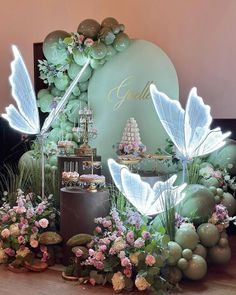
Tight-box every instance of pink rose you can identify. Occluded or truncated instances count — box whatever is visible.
[4,248,15,257]
[1,214,9,222]
[145,254,156,266]
[102,220,112,228]
[30,239,39,248]
[84,38,94,47]
[89,249,95,256]
[38,218,49,229]
[99,245,107,252]
[121,257,131,267]
[18,235,25,244]
[95,251,104,261]
[75,248,83,258]
[124,267,132,278]
[95,226,102,233]
[89,278,96,286]
[1,228,10,238]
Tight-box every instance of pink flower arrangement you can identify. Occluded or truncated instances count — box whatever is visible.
[0,190,56,265]
[77,208,169,293]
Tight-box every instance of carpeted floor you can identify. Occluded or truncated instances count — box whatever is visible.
[0,237,235,295]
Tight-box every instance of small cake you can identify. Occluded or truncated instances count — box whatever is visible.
[62,171,80,183]
[57,140,74,148]
[79,174,105,183]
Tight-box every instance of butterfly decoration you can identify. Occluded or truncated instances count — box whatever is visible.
[108,158,186,216]
[149,85,231,181]
[2,45,90,197]
[2,45,90,136]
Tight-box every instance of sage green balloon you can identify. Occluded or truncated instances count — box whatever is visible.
[54,74,70,91]
[208,139,236,175]
[113,32,130,52]
[18,150,40,171]
[197,223,220,247]
[68,63,82,80]
[51,118,61,128]
[50,87,62,97]
[193,244,207,259]
[77,19,101,38]
[111,24,121,34]
[79,65,93,82]
[78,92,88,102]
[68,93,77,100]
[37,88,49,99]
[106,45,117,59]
[48,155,58,167]
[72,85,81,97]
[179,184,215,225]
[182,249,193,260]
[101,17,119,28]
[199,177,220,188]
[208,245,231,264]
[221,192,236,216]
[79,81,89,92]
[73,49,89,66]
[161,266,182,285]
[65,99,80,123]
[183,255,207,280]
[48,128,63,142]
[38,93,53,113]
[51,165,58,172]
[43,30,69,65]
[218,238,229,248]
[167,241,182,265]
[175,227,199,250]
[177,258,188,270]
[90,42,107,60]
[90,58,106,69]
[65,133,73,141]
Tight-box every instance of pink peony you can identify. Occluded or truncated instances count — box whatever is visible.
[1,228,10,238]
[38,218,49,228]
[145,254,156,266]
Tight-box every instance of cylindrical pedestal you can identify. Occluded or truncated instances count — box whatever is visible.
[60,187,110,265]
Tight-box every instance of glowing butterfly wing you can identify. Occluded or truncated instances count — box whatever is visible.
[150,84,186,157]
[150,175,187,215]
[121,168,156,215]
[108,158,128,194]
[40,59,90,135]
[2,45,40,134]
[192,127,230,157]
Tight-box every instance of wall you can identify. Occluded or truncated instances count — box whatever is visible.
[0,0,235,118]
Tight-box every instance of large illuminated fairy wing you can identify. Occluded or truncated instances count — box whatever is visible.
[149,175,187,215]
[108,158,128,194]
[184,87,230,157]
[192,127,230,157]
[40,59,90,135]
[150,84,186,157]
[121,168,156,216]
[2,45,40,134]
